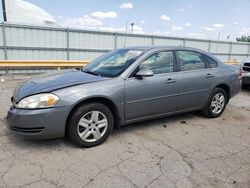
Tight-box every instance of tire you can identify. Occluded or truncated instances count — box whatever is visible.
[68,102,114,147]
[202,88,228,118]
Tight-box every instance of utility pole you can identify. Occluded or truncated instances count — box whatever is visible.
[123,21,128,47]
[217,32,221,41]
[216,31,221,53]
[2,0,7,22]
[131,22,134,33]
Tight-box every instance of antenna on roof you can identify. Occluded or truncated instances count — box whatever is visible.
[2,0,7,22]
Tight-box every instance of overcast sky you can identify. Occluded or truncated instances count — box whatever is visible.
[2,0,250,41]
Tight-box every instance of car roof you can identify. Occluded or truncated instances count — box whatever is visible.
[122,46,208,54]
[122,45,223,64]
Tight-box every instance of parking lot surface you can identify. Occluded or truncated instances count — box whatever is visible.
[0,74,250,188]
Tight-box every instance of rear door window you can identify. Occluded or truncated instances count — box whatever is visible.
[177,51,206,71]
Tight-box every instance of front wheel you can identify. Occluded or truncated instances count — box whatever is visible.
[68,102,114,147]
[202,88,227,118]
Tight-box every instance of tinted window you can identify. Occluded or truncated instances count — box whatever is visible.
[177,51,206,71]
[139,51,174,74]
[206,56,218,68]
[83,49,144,77]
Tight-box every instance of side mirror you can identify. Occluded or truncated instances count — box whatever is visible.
[135,69,154,78]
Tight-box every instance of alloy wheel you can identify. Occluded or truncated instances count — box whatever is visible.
[77,111,108,142]
[211,93,225,115]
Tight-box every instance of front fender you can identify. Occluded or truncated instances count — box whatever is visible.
[52,77,125,124]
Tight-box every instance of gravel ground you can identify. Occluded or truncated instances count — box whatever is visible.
[0,74,250,188]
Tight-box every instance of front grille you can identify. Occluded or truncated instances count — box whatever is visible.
[243,66,250,72]
[244,62,250,67]
[12,126,44,133]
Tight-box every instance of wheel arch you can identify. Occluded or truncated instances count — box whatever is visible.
[65,96,121,135]
[214,83,230,103]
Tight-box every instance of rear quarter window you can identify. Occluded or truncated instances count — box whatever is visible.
[205,56,218,68]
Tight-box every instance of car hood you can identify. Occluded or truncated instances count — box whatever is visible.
[13,69,108,102]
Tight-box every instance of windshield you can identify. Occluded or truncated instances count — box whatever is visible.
[82,49,144,77]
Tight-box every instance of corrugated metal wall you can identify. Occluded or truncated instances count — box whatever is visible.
[0,23,250,62]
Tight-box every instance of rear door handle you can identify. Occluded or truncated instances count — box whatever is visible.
[165,78,176,84]
[206,73,214,78]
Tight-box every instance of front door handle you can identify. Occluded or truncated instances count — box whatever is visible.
[206,73,214,78]
[165,78,176,84]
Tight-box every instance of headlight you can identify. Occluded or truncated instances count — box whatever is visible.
[16,93,59,109]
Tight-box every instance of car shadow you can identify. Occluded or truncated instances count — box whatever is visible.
[112,111,204,135]
[5,111,204,149]
[6,133,79,149]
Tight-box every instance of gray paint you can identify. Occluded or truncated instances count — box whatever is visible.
[13,69,108,101]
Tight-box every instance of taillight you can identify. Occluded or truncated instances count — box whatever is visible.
[236,67,242,79]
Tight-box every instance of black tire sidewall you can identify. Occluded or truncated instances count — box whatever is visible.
[68,103,114,147]
[206,88,227,118]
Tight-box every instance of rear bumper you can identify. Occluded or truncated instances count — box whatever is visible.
[242,72,250,85]
[6,106,71,139]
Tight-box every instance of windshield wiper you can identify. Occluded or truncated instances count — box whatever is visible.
[82,70,100,76]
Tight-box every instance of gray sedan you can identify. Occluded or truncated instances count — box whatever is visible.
[7,46,241,147]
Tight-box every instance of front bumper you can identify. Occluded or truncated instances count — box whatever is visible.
[242,72,250,85]
[6,106,71,139]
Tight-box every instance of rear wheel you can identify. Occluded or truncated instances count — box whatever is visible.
[202,88,227,118]
[68,102,114,147]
